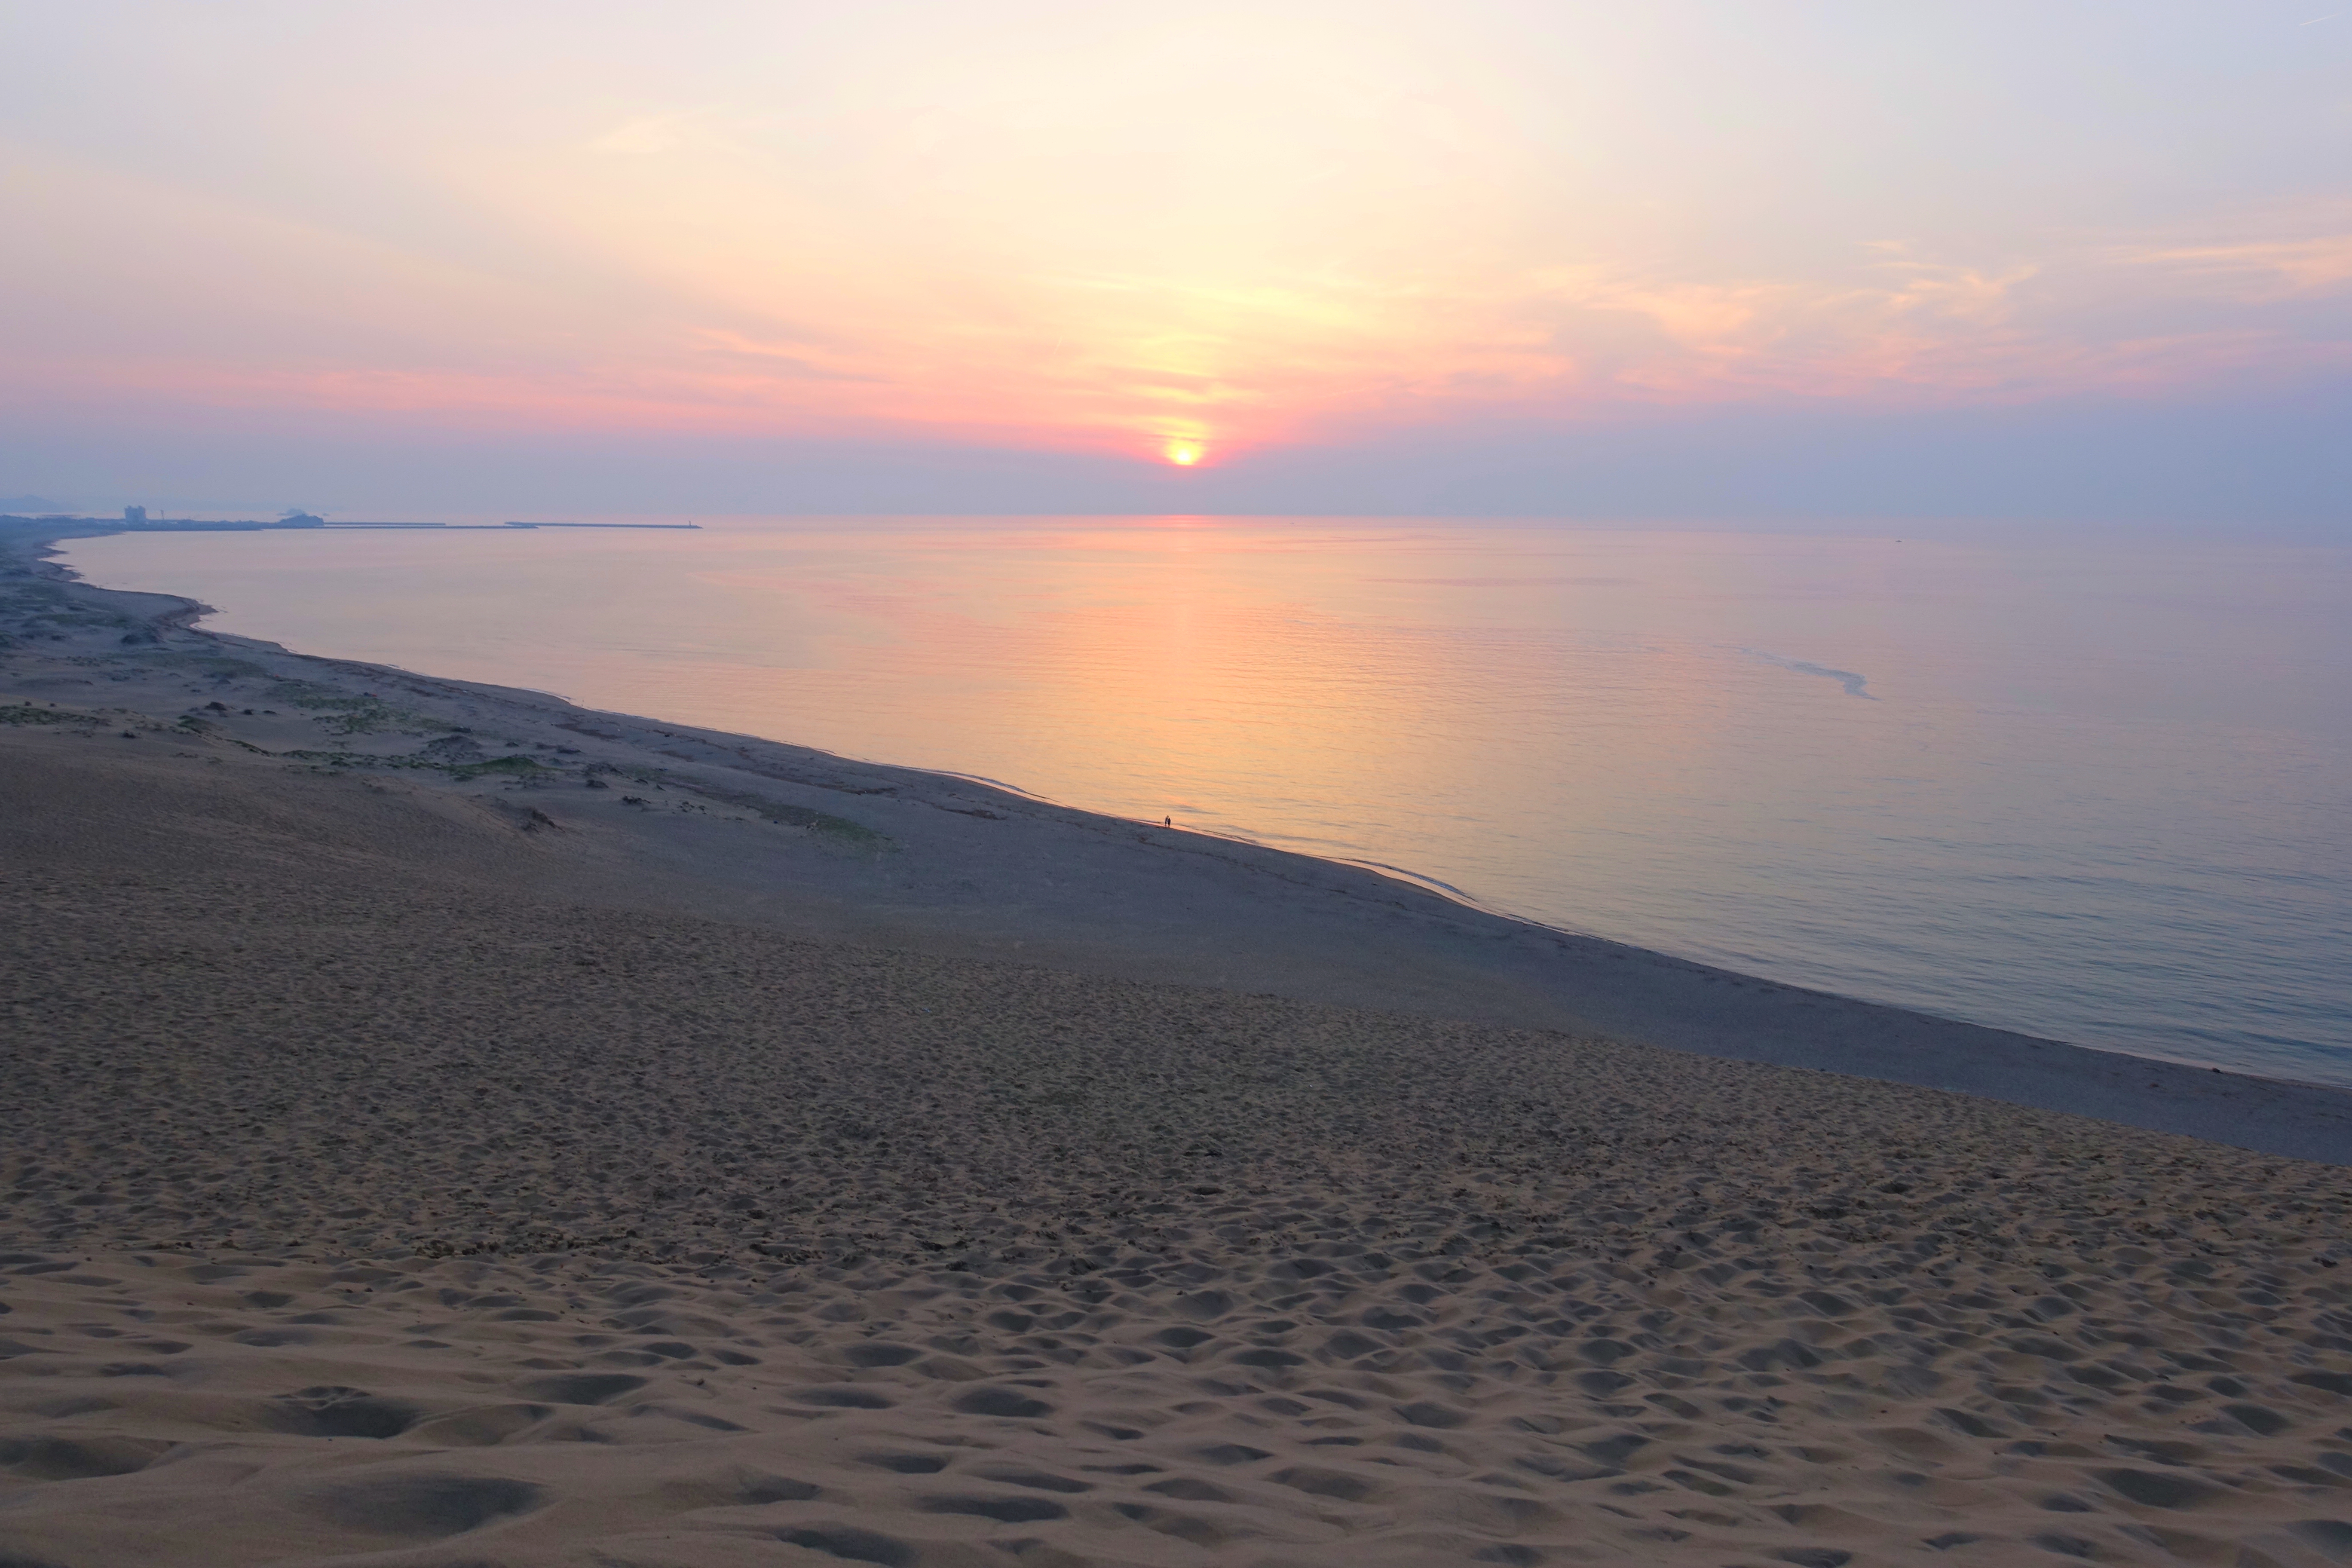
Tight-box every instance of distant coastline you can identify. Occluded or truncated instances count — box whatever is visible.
[3,510,699,533]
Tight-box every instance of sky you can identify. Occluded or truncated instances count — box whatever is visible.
[4,1,2349,524]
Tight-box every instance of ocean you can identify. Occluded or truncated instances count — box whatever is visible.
[63,516,2352,1087]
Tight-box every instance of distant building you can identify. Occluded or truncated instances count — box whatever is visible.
[123,505,148,524]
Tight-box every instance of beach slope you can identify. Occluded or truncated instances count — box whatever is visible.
[8,524,2352,1565]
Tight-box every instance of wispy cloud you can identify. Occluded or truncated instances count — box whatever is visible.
[588,109,755,159]
[2118,234,2352,298]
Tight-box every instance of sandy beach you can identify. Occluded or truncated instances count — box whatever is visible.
[9,521,2352,1567]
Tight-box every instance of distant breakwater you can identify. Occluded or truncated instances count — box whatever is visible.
[2,514,698,533]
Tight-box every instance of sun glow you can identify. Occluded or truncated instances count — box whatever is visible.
[1164,439,1204,466]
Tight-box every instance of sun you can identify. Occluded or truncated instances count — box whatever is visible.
[1163,439,1204,467]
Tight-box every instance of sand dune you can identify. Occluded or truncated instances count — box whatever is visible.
[11,732,2352,1565]
[8,522,2352,1564]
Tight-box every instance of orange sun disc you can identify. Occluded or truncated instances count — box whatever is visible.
[1164,440,1203,466]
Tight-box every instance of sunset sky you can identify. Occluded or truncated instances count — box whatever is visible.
[6,1,2349,523]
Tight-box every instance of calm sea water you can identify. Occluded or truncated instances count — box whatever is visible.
[65,518,2352,1087]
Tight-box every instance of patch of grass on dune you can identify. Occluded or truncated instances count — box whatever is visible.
[448,755,548,780]
[0,704,99,726]
[263,680,443,737]
[678,781,894,851]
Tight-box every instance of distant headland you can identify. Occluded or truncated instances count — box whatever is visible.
[1,507,699,533]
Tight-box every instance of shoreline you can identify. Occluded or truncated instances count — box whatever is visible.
[9,515,2352,1165]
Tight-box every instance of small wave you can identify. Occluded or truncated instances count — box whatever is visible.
[1742,648,1876,699]
[1338,858,1483,903]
